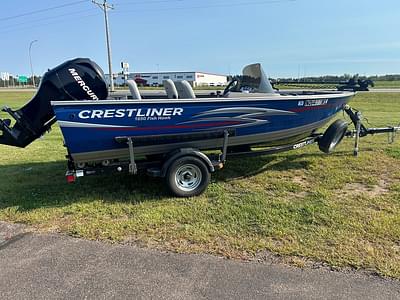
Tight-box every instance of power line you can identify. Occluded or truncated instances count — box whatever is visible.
[0,0,89,22]
[1,0,295,34]
[0,0,295,32]
[0,11,101,35]
[115,0,184,5]
[0,8,97,31]
[116,0,294,7]
[112,0,296,14]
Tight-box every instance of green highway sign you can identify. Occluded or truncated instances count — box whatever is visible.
[18,75,28,83]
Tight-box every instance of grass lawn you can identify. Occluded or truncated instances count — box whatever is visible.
[374,80,400,89]
[1,91,400,279]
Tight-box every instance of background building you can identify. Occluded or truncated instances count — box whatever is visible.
[108,71,228,87]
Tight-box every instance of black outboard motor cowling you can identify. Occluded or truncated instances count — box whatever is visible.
[0,58,108,147]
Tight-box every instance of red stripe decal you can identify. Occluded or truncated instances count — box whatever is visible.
[95,121,242,131]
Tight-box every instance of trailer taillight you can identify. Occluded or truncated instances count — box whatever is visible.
[66,174,76,183]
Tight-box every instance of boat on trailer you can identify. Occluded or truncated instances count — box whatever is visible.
[0,58,398,196]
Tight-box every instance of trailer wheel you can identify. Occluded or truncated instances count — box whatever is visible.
[166,156,210,197]
[318,119,348,154]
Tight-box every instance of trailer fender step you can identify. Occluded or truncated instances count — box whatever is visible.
[160,149,215,178]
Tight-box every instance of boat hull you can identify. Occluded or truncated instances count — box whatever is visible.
[52,92,353,163]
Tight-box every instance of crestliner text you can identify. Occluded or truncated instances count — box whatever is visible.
[78,108,184,119]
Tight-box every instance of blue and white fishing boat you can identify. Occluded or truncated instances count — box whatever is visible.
[5,58,389,197]
[53,60,354,163]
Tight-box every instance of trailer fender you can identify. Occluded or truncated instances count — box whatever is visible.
[160,148,214,178]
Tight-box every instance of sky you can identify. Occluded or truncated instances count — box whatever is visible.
[0,0,399,78]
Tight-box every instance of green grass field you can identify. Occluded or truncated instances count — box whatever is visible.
[1,91,400,278]
[373,80,400,89]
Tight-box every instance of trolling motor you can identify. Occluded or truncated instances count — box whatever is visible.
[0,58,108,148]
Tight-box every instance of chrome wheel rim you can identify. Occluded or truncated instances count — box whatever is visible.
[175,164,202,192]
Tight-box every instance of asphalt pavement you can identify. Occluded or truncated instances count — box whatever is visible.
[0,222,399,299]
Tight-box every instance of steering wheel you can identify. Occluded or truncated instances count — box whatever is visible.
[223,79,239,96]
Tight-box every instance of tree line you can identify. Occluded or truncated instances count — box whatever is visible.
[272,74,400,82]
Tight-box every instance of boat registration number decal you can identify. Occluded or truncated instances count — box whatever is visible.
[300,99,329,107]
[304,99,328,106]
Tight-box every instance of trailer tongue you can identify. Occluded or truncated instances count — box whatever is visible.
[0,58,107,148]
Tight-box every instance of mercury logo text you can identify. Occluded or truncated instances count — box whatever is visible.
[68,68,99,100]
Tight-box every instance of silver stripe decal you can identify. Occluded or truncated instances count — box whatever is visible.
[58,121,134,128]
[193,107,295,117]
[178,117,269,124]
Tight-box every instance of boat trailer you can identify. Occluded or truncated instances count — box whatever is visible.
[0,58,398,197]
[65,105,399,197]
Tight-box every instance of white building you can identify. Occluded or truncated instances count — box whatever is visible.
[111,71,228,87]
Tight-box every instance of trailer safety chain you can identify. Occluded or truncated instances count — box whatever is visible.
[388,129,397,144]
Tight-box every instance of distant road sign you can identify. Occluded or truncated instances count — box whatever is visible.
[1,72,10,81]
[121,62,129,69]
[18,75,28,83]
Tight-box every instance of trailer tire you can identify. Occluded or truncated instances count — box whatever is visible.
[166,156,210,197]
[318,119,348,154]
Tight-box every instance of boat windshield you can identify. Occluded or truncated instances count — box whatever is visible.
[234,75,261,93]
[229,63,274,94]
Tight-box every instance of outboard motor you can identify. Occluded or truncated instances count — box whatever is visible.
[0,58,108,148]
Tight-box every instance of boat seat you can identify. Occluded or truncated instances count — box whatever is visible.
[127,80,142,100]
[175,80,196,99]
[163,79,179,99]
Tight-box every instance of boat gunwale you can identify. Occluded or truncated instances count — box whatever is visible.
[51,91,355,106]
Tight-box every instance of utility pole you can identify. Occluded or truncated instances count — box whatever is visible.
[92,0,115,92]
[29,39,38,88]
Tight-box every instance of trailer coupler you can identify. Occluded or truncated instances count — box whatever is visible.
[343,105,400,156]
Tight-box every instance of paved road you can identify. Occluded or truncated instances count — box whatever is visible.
[0,222,399,299]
